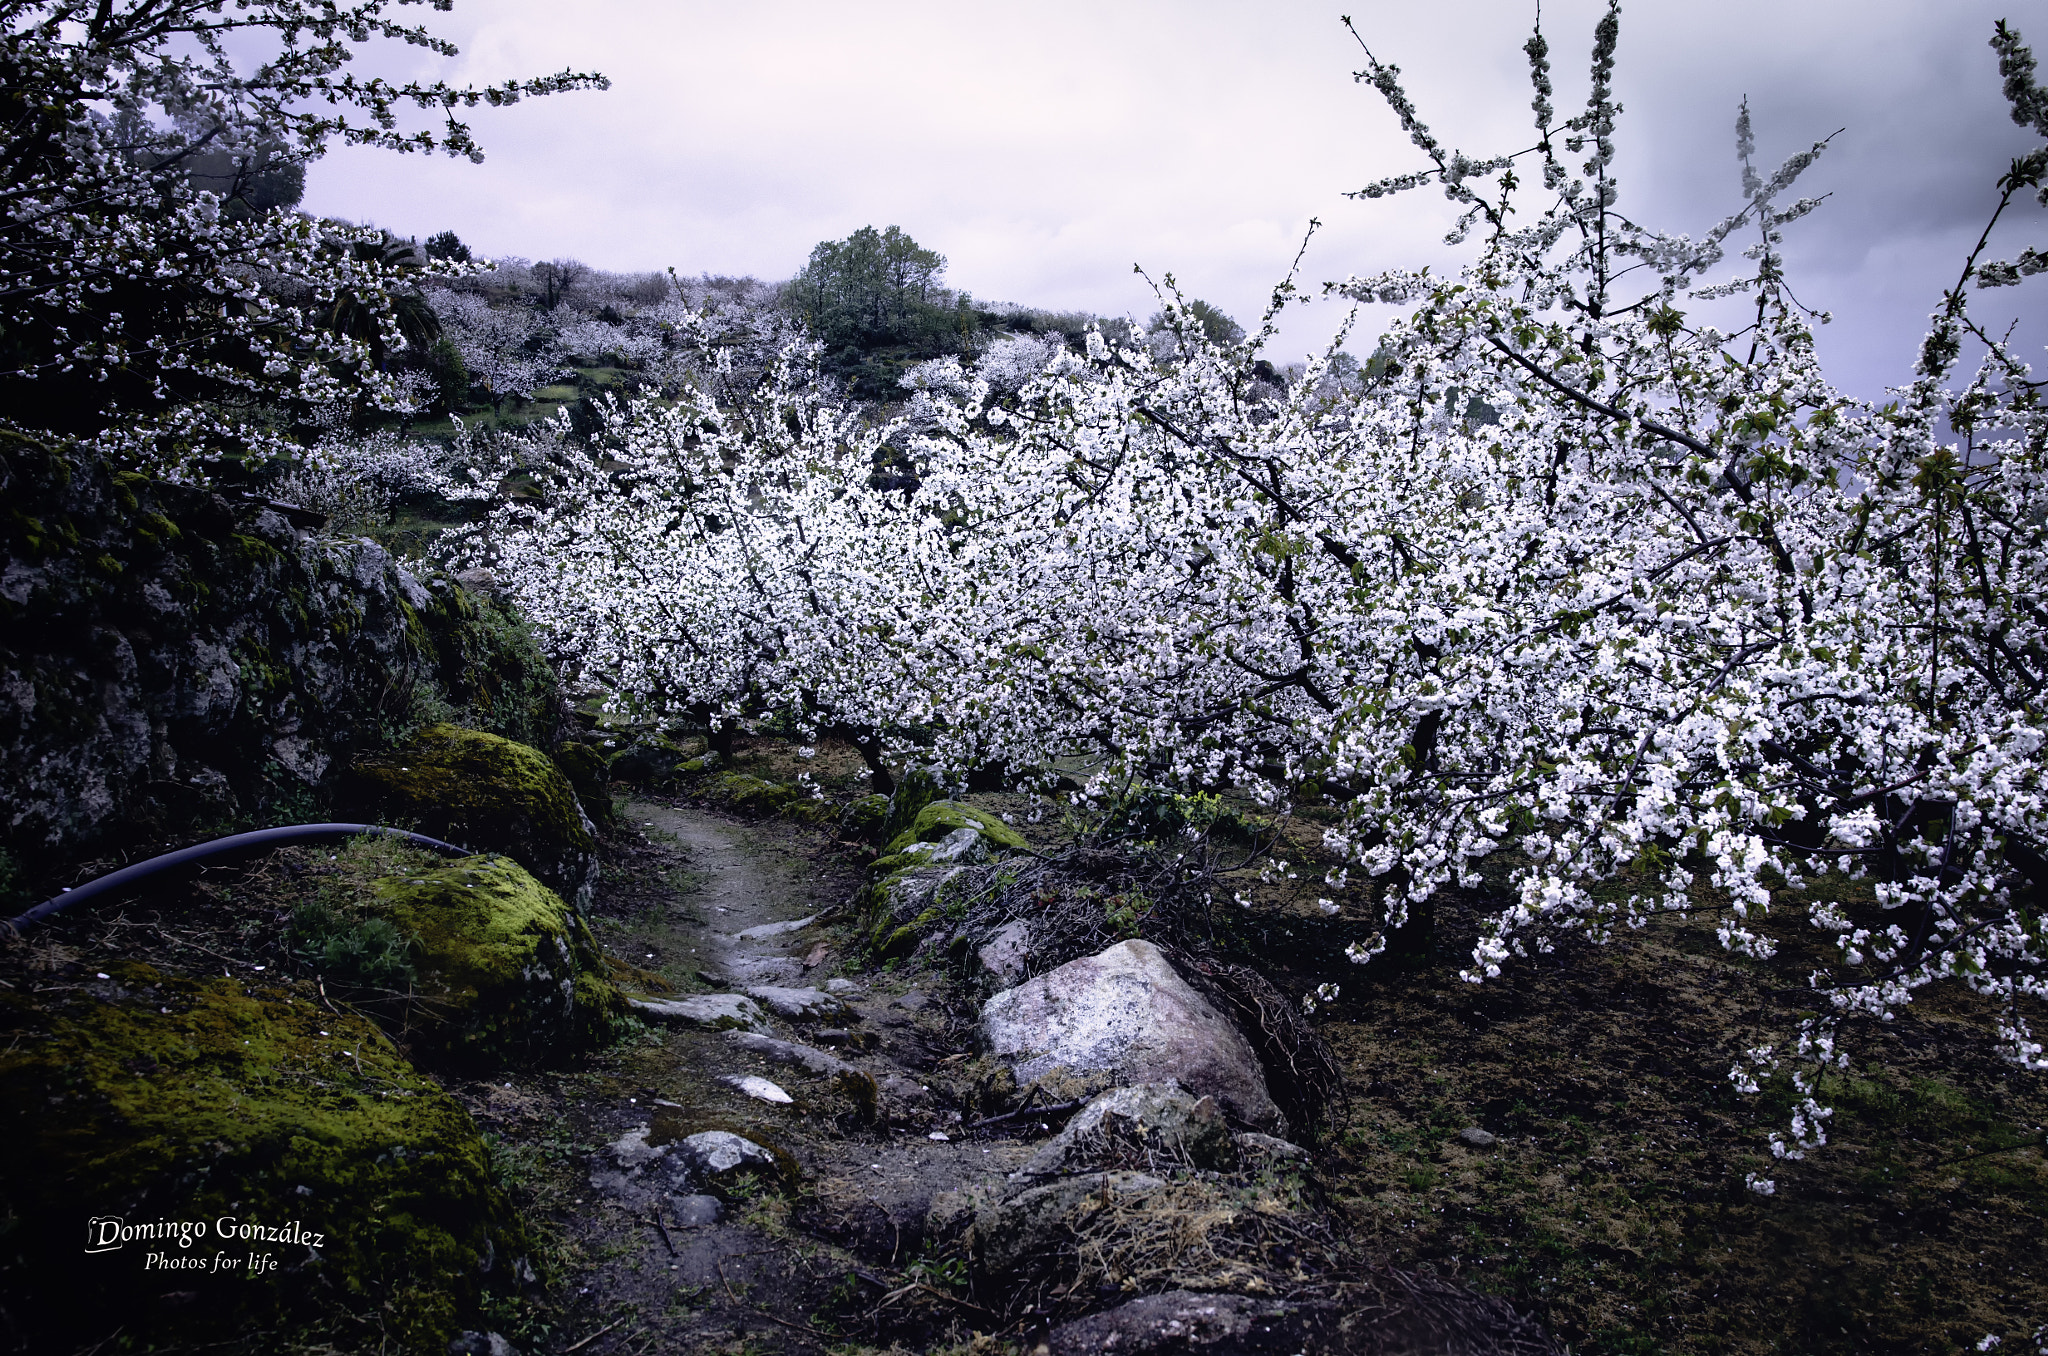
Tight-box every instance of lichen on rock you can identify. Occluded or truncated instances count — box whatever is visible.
[0,440,565,889]
[981,939,1285,1134]
[0,961,526,1352]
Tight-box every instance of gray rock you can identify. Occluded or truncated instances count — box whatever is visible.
[1234,1131,1310,1161]
[673,1130,777,1179]
[975,1171,1166,1273]
[1458,1126,1499,1148]
[608,1124,665,1171]
[733,913,819,940]
[1015,1082,1237,1179]
[825,977,860,995]
[900,825,986,866]
[876,864,968,922]
[720,1073,793,1104]
[723,1030,853,1078]
[924,1188,985,1241]
[1046,1291,1331,1355]
[980,939,1284,1134]
[743,985,850,1021]
[668,1194,724,1227]
[448,1332,521,1356]
[628,993,768,1032]
[975,919,1034,989]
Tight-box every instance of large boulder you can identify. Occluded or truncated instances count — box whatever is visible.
[0,962,526,1352]
[351,723,598,907]
[981,939,1284,1134]
[365,853,625,1064]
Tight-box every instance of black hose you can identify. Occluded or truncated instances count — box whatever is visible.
[5,823,473,937]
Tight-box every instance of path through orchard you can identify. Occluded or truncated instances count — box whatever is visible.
[483,798,1035,1356]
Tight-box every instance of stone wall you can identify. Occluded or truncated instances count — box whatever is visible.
[0,431,560,890]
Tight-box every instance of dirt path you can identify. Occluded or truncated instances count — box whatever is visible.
[634,798,827,988]
[522,799,1032,1356]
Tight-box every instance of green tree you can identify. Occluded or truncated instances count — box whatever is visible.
[1147,298,1245,347]
[425,230,473,263]
[783,225,965,397]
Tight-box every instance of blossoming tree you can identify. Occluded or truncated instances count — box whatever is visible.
[461,7,2047,1184]
[0,0,605,477]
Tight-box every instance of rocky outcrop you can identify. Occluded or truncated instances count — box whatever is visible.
[351,724,598,906]
[0,961,527,1351]
[863,800,1028,960]
[881,799,1028,857]
[0,438,561,886]
[981,939,1284,1134]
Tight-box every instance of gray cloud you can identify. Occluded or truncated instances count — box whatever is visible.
[302,0,2046,397]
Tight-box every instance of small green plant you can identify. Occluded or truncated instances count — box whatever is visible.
[288,897,416,991]
[284,833,435,992]
[905,1248,967,1291]
[1103,891,1152,939]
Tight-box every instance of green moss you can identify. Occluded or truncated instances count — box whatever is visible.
[873,907,944,960]
[136,511,182,550]
[352,725,595,900]
[880,768,940,843]
[369,853,625,1063]
[883,800,1028,857]
[0,962,525,1351]
[412,586,559,749]
[228,532,282,567]
[709,772,802,815]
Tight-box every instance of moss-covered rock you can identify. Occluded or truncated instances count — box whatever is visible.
[608,734,699,787]
[369,853,627,1064]
[707,772,802,816]
[879,768,940,845]
[883,800,1028,857]
[351,724,598,907]
[0,962,525,1352]
[550,740,617,831]
[872,906,945,960]
[840,793,890,845]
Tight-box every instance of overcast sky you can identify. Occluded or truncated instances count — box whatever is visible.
[303,0,2045,398]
